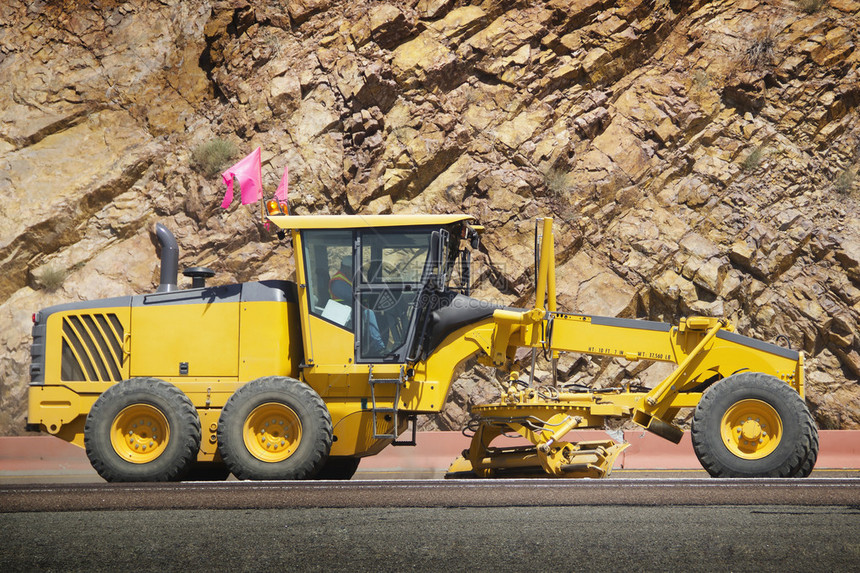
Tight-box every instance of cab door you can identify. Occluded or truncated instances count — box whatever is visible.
[354,229,432,364]
[296,227,435,368]
[295,229,356,370]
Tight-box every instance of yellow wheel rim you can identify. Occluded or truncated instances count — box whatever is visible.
[243,402,302,463]
[721,399,783,460]
[110,404,170,464]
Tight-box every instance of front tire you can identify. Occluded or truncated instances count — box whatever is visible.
[84,378,201,482]
[218,377,332,480]
[691,372,818,477]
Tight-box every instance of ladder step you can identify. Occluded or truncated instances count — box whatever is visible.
[369,366,408,442]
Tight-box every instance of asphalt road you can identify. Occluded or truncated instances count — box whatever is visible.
[2,478,860,511]
[2,479,859,571]
[1,504,859,572]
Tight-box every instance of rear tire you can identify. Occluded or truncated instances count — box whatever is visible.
[691,372,818,477]
[795,410,820,477]
[315,456,361,480]
[84,378,201,482]
[218,377,332,480]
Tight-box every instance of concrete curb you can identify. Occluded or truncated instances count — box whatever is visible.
[2,430,858,476]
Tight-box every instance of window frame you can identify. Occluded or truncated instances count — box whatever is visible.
[300,228,356,332]
[299,226,441,364]
[354,227,436,364]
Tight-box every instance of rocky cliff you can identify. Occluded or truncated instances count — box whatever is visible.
[1,0,858,435]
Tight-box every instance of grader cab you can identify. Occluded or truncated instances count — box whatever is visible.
[27,214,818,481]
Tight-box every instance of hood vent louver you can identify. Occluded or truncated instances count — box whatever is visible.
[60,312,124,382]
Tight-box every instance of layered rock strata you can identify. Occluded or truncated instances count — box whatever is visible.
[1,0,858,434]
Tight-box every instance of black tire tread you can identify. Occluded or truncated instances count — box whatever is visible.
[218,376,332,480]
[84,377,201,482]
[793,410,820,477]
[691,372,817,478]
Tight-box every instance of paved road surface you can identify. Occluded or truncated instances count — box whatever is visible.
[2,479,859,571]
[2,478,860,511]
[3,504,859,572]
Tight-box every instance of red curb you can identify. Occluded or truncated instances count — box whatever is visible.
[358,431,472,470]
[0,436,93,473]
[620,430,697,469]
[817,431,860,469]
[2,430,859,474]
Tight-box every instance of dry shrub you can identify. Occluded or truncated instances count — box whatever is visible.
[543,167,573,195]
[795,0,826,14]
[834,167,857,195]
[36,265,67,292]
[745,34,775,69]
[742,146,767,171]
[191,138,237,178]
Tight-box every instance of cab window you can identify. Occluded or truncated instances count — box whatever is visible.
[301,230,354,329]
[360,231,431,283]
[356,230,432,362]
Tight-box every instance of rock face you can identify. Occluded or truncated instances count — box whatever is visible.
[1,0,859,435]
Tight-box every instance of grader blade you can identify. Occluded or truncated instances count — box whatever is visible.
[446,438,628,479]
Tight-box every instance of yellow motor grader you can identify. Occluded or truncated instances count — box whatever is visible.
[27,213,818,481]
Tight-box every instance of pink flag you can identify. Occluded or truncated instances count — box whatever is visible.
[220,147,262,209]
[275,164,288,202]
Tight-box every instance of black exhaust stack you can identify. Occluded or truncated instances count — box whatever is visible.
[155,222,179,293]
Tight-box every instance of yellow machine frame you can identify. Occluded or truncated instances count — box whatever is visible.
[27,214,811,480]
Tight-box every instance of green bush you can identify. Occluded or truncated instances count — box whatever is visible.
[191,138,237,178]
